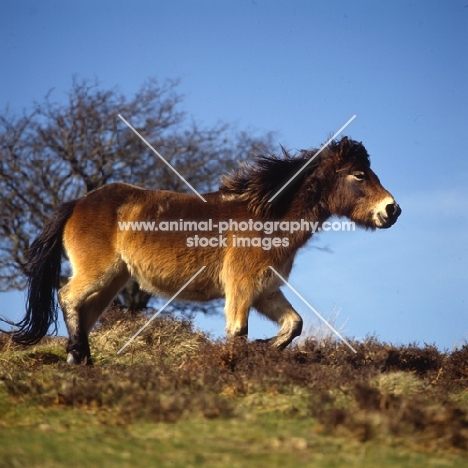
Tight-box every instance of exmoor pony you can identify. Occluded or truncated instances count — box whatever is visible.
[8,137,400,364]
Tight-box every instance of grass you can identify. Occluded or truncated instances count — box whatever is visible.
[1,307,467,467]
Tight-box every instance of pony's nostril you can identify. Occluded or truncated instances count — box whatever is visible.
[386,203,400,218]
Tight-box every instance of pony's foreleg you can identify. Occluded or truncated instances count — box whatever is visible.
[223,281,255,341]
[253,289,303,349]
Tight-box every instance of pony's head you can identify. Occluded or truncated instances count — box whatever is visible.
[314,136,401,229]
[220,136,401,229]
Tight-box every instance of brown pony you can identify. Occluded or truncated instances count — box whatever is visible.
[9,136,400,364]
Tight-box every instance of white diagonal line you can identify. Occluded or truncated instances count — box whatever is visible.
[117,265,207,355]
[268,266,357,353]
[118,114,207,202]
[268,115,357,202]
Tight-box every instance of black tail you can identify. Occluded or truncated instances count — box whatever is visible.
[11,200,77,345]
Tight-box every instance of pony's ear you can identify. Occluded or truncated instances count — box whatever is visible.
[337,136,351,160]
[339,136,350,149]
[336,138,370,166]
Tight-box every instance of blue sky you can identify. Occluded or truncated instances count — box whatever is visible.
[1,0,467,350]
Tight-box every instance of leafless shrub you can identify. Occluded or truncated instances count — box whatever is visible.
[0,76,274,312]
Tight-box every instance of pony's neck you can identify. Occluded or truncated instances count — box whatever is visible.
[281,195,332,249]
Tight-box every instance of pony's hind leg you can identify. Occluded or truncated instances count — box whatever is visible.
[58,278,96,365]
[253,289,303,349]
[79,264,130,335]
[58,262,130,364]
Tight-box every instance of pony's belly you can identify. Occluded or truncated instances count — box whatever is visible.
[141,283,223,302]
[132,269,224,303]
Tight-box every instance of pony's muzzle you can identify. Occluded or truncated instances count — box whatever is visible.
[386,202,401,220]
[374,198,401,228]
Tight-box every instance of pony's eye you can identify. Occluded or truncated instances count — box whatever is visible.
[353,172,365,181]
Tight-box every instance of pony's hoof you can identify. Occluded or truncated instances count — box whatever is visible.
[254,338,272,345]
[66,352,78,365]
[66,351,93,365]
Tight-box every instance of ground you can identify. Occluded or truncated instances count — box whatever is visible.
[1,308,467,467]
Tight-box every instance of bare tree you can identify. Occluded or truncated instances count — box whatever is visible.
[0,77,274,313]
